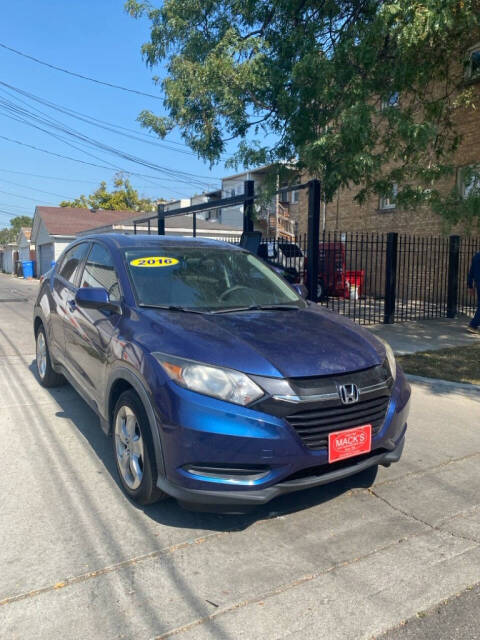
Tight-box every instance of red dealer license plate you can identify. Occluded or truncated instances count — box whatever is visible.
[328,424,372,463]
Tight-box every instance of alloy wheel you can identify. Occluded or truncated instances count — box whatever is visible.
[36,331,47,379]
[114,405,144,490]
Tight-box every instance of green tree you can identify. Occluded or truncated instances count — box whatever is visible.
[0,216,33,245]
[126,0,480,229]
[60,174,157,212]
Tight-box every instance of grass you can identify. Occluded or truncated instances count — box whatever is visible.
[397,343,480,386]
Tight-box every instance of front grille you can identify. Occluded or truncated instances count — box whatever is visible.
[287,394,390,450]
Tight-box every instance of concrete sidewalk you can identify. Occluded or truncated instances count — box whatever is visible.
[367,316,479,355]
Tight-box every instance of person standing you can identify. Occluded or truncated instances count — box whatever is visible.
[467,249,480,333]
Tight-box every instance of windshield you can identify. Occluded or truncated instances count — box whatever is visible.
[125,247,303,311]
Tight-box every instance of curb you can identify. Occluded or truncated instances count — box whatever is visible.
[406,374,480,393]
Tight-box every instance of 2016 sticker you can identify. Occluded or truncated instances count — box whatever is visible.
[130,256,179,268]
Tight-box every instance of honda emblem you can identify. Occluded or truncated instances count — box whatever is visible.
[338,383,359,405]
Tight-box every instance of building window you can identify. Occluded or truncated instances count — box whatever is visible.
[381,92,399,110]
[379,184,398,211]
[465,45,480,81]
[290,189,299,204]
[458,166,480,198]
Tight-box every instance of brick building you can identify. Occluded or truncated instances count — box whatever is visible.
[292,43,480,237]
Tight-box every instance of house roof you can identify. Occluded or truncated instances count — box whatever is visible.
[77,212,243,236]
[34,206,144,237]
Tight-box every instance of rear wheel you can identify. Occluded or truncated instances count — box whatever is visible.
[35,325,65,388]
[112,390,165,505]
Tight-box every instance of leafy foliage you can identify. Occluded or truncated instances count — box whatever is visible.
[126,0,480,229]
[0,216,33,245]
[60,174,157,212]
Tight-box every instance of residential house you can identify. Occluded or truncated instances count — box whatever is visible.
[32,207,143,275]
[295,42,480,236]
[220,166,300,238]
[17,227,35,263]
[77,211,243,240]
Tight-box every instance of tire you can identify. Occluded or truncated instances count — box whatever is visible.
[317,281,325,300]
[35,325,65,388]
[112,390,166,505]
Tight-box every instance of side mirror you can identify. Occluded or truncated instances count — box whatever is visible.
[292,283,308,299]
[75,287,122,314]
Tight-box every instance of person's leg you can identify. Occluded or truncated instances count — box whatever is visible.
[469,285,480,329]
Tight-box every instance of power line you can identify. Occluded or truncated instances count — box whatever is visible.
[0,133,121,171]
[0,41,162,100]
[0,96,219,188]
[0,167,101,184]
[0,188,57,204]
[0,177,71,199]
[0,80,227,159]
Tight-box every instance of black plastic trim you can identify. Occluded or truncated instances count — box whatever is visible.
[157,436,405,510]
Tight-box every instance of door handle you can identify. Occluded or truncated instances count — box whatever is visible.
[67,299,76,312]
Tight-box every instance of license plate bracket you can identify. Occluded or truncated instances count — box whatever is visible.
[328,424,372,463]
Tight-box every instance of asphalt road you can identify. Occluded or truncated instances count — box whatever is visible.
[1,273,480,640]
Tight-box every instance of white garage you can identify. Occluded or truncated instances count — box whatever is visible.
[38,243,55,276]
[2,243,18,274]
[32,206,143,276]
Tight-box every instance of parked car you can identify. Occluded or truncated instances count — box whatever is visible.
[33,234,410,512]
[258,241,304,272]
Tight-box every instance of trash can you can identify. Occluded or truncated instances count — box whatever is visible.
[22,260,34,279]
[345,270,365,300]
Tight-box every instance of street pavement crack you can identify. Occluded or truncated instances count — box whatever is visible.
[372,451,480,488]
[0,530,232,608]
[368,488,480,546]
[151,527,443,640]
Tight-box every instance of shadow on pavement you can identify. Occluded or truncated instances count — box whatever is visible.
[29,361,379,534]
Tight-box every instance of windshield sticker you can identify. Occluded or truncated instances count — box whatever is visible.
[130,257,179,268]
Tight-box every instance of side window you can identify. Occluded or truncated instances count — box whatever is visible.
[58,243,90,285]
[80,244,121,301]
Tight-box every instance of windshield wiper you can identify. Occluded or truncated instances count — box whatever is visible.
[211,304,302,314]
[139,304,207,314]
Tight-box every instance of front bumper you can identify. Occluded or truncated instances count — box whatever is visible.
[157,436,405,510]
[154,367,410,509]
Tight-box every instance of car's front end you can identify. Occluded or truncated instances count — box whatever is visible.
[147,333,410,511]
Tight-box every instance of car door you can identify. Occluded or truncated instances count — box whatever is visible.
[49,242,91,365]
[64,242,123,406]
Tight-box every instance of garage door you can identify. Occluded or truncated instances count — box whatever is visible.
[38,243,55,276]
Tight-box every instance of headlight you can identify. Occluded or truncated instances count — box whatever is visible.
[378,338,396,380]
[153,353,264,406]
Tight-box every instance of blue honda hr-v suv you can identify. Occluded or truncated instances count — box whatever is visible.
[33,234,410,511]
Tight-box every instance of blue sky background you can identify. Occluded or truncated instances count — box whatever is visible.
[0,0,228,225]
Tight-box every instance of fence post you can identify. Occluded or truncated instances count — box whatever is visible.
[243,180,255,233]
[383,232,398,324]
[306,179,321,302]
[157,203,165,235]
[447,235,460,318]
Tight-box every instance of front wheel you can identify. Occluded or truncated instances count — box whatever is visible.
[112,390,166,505]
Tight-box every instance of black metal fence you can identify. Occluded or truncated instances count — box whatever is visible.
[252,232,478,325]
[131,179,479,326]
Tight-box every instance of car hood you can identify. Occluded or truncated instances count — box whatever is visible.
[138,304,385,379]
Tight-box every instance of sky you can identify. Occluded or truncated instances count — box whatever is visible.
[0,0,229,226]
